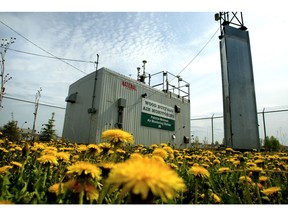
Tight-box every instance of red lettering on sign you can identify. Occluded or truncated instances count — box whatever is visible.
[122,81,136,91]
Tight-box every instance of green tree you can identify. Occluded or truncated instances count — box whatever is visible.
[264,136,282,152]
[0,120,21,142]
[39,112,56,142]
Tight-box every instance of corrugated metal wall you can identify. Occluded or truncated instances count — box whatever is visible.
[63,67,190,148]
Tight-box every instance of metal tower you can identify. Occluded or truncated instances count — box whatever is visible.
[215,12,260,150]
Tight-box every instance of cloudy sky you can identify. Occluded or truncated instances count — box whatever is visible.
[0,1,287,145]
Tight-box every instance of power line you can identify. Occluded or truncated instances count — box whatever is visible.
[146,27,220,102]
[7,47,95,64]
[0,20,87,75]
[177,27,219,76]
[3,95,66,110]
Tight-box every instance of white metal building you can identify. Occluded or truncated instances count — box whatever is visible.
[62,67,191,148]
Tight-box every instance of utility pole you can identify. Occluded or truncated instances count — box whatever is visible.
[0,37,16,109]
[31,87,42,143]
[211,113,214,145]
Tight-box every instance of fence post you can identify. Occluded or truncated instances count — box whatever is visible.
[211,113,214,145]
[262,108,267,145]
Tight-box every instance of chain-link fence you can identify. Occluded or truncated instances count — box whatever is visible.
[191,107,288,146]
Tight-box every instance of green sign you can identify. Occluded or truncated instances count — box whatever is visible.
[141,99,175,131]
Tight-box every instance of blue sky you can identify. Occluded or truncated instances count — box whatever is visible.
[0,1,288,145]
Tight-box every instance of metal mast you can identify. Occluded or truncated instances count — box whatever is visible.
[31,87,42,142]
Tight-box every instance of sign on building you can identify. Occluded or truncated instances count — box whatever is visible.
[141,99,175,131]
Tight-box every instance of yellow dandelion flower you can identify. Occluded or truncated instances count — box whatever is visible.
[184,155,192,160]
[42,149,57,156]
[247,166,263,173]
[48,183,65,195]
[31,143,46,151]
[168,163,178,170]
[213,159,221,164]
[72,155,80,161]
[188,166,210,178]
[225,147,234,152]
[160,143,168,147]
[66,161,102,181]
[152,148,169,159]
[45,146,57,151]
[254,159,264,164]
[211,193,221,203]
[149,144,158,149]
[239,176,253,184]
[98,142,112,150]
[233,160,240,166]
[106,156,186,202]
[261,186,281,196]
[259,176,269,182]
[202,156,211,163]
[37,155,58,166]
[200,193,205,199]
[163,146,174,155]
[246,162,257,168]
[101,129,134,144]
[10,161,23,168]
[108,149,114,155]
[273,154,280,159]
[217,167,230,174]
[0,147,9,153]
[33,143,46,150]
[204,150,214,155]
[14,146,22,151]
[87,144,102,154]
[56,152,70,161]
[116,148,126,154]
[76,144,88,152]
[0,165,13,174]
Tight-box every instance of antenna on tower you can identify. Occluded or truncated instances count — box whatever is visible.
[215,12,247,39]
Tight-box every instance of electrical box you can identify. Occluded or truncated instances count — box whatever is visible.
[62,67,190,148]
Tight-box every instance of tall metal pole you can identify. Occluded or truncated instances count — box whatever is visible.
[211,113,214,145]
[31,87,42,143]
[262,107,267,145]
